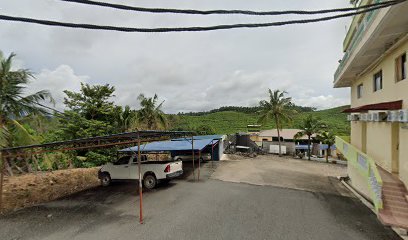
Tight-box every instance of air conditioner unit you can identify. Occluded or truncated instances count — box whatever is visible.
[360,113,368,121]
[387,111,399,122]
[399,109,408,123]
[372,112,380,122]
[351,114,360,121]
[372,111,388,122]
[378,111,388,121]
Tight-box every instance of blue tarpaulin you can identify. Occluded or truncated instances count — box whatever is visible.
[119,138,218,152]
[295,144,336,150]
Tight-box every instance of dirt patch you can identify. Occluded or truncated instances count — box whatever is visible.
[1,168,100,213]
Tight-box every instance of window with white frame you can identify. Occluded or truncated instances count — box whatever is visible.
[396,53,406,82]
[373,70,383,92]
[357,84,363,99]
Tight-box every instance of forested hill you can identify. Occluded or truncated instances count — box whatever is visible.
[175,105,350,136]
[178,104,316,116]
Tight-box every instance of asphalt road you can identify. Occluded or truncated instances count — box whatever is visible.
[0,161,401,240]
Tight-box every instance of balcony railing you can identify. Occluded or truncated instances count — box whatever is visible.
[334,0,382,83]
[335,136,383,212]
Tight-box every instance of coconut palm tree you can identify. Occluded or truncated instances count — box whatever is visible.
[294,115,327,161]
[135,94,167,130]
[258,89,295,157]
[317,131,336,163]
[116,105,136,132]
[0,51,53,173]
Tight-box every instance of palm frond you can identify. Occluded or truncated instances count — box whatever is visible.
[7,119,37,146]
[294,131,306,139]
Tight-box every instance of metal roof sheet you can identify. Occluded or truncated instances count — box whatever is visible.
[343,100,403,113]
[119,138,218,152]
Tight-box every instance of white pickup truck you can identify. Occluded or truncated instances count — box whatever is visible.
[98,155,183,189]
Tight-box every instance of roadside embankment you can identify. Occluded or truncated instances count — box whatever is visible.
[1,167,99,213]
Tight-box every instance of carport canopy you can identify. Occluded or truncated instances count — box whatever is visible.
[119,138,218,153]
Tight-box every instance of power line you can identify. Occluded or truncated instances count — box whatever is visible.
[60,0,403,16]
[30,101,64,115]
[0,1,403,33]
[17,97,70,120]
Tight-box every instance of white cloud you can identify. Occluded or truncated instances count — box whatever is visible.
[294,95,349,110]
[28,65,89,110]
[1,0,352,113]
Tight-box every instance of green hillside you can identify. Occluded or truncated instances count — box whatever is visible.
[177,105,350,135]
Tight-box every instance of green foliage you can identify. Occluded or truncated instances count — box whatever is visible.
[53,83,119,141]
[80,151,112,168]
[56,111,115,140]
[338,135,351,143]
[179,104,315,116]
[114,105,137,132]
[63,83,116,121]
[258,89,297,156]
[193,125,216,135]
[42,83,125,167]
[295,114,328,160]
[317,131,336,162]
[177,106,350,136]
[294,114,327,140]
[136,94,167,130]
[0,51,53,148]
[258,89,296,128]
[40,152,72,170]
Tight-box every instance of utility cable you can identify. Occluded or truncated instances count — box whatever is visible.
[59,0,404,16]
[0,1,403,33]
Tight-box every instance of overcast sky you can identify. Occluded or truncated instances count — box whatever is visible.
[0,0,351,113]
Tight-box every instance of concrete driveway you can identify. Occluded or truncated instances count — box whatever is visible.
[213,155,351,195]
[0,159,401,240]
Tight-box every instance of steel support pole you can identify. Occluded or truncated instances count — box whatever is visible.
[192,136,195,181]
[211,140,214,169]
[137,135,143,224]
[198,151,201,181]
[0,154,5,214]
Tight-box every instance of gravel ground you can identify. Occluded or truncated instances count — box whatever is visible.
[0,160,401,240]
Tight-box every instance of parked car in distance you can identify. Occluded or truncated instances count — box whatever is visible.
[98,155,183,189]
[172,152,212,162]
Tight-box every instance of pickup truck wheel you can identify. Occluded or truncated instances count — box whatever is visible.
[143,174,157,189]
[100,173,111,187]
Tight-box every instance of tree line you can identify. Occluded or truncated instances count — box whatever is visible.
[1,51,337,172]
[179,105,316,116]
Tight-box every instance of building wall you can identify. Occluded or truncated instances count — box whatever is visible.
[350,40,408,108]
[261,141,296,155]
[366,122,393,172]
[349,39,408,186]
[351,121,364,151]
[399,128,408,185]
